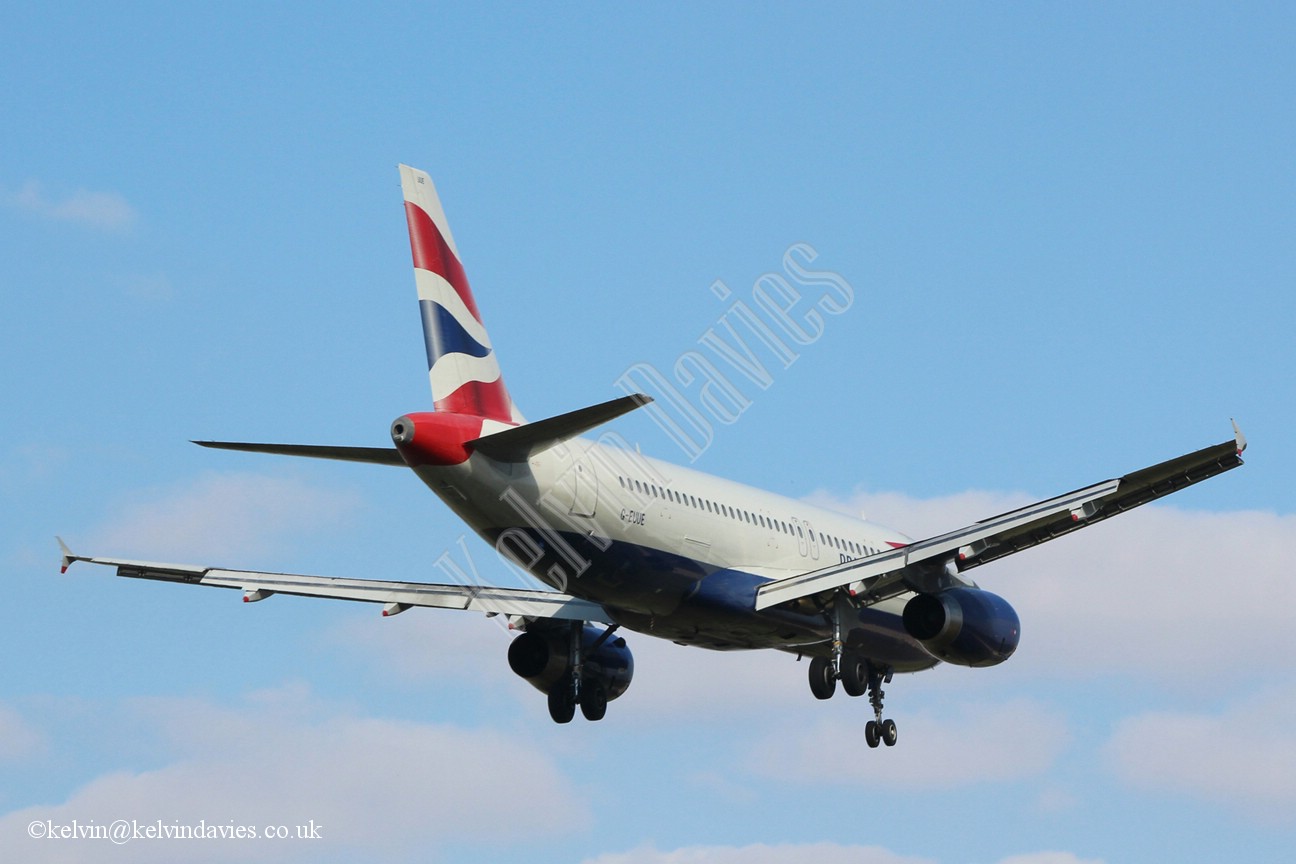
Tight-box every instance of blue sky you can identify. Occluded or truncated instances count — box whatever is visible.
[2,3,1293,862]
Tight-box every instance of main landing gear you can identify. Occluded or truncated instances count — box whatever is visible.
[807,592,899,747]
[547,678,608,723]
[807,654,898,747]
[546,620,612,724]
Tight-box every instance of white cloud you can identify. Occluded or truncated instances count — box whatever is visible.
[322,493,1293,738]
[810,489,1293,686]
[0,704,46,763]
[581,842,935,864]
[9,179,138,232]
[750,697,1070,788]
[81,471,361,565]
[995,855,1105,864]
[581,844,1103,864]
[0,684,588,863]
[1104,683,1296,820]
[803,487,1032,542]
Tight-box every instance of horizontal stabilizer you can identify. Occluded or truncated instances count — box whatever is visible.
[193,441,405,466]
[468,393,652,462]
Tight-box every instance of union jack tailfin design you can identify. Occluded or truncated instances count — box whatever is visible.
[399,165,522,424]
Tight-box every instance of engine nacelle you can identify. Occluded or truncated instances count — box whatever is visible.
[902,587,1020,668]
[507,625,634,700]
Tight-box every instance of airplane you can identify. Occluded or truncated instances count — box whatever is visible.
[59,164,1247,741]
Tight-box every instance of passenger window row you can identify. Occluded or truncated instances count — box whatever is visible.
[616,475,877,557]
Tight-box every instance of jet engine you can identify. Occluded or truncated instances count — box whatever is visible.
[901,587,1020,667]
[507,624,634,701]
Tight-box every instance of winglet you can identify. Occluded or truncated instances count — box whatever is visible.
[1231,419,1247,456]
[57,536,75,574]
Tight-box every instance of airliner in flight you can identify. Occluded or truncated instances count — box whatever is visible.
[59,165,1247,741]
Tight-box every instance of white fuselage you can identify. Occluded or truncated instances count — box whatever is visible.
[411,430,938,670]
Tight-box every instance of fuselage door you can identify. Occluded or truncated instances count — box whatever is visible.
[570,459,598,518]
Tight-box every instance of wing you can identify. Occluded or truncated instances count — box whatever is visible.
[754,424,1247,611]
[57,540,612,623]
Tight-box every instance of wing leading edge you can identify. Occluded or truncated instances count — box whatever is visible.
[754,424,1247,611]
[57,540,612,624]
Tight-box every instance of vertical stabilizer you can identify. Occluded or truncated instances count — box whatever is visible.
[399,164,522,423]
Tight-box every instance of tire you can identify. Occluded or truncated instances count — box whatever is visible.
[865,719,880,748]
[808,656,836,700]
[547,683,576,724]
[881,718,898,747]
[580,681,608,722]
[841,653,867,698]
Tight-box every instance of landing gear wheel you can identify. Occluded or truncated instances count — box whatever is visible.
[865,720,881,748]
[547,683,576,724]
[580,681,608,722]
[880,718,898,747]
[840,653,867,698]
[808,656,836,700]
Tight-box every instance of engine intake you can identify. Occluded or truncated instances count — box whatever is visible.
[902,587,1020,667]
[507,624,634,700]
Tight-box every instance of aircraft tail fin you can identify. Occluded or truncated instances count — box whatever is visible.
[399,164,522,424]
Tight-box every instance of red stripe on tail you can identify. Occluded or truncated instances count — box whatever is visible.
[404,202,482,323]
